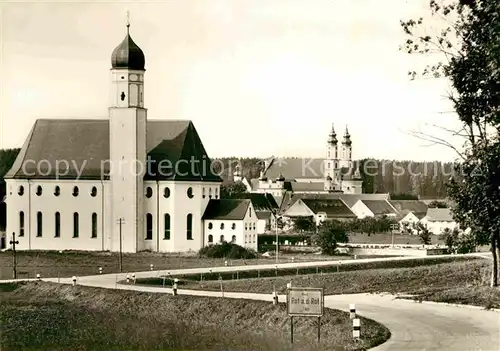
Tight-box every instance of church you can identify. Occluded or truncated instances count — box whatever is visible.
[4,23,259,253]
[249,124,363,197]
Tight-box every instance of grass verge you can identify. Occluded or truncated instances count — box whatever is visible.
[133,256,500,309]
[0,282,390,350]
[0,250,354,280]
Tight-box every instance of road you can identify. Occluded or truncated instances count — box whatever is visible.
[36,254,499,351]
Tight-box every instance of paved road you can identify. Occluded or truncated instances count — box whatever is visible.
[9,253,499,350]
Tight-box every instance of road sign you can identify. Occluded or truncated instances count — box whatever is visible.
[287,287,324,317]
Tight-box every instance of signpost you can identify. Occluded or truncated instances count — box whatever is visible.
[287,287,324,344]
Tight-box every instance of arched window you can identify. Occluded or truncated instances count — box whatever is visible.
[54,186,60,196]
[145,187,153,198]
[215,188,219,199]
[73,213,79,238]
[55,212,61,238]
[146,213,153,240]
[208,234,213,243]
[36,212,42,237]
[164,214,170,240]
[249,208,252,217]
[209,188,212,199]
[91,186,97,197]
[253,234,256,243]
[187,214,193,240]
[231,235,236,243]
[187,187,194,199]
[18,186,24,196]
[220,235,224,243]
[231,223,236,230]
[245,223,248,230]
[164,187,170,198]
[220,223,224,230]
[202,188,206,199]
[245,234,247,243]
[36,186,42,196]
[208,222,213,230]
[72,186,79,197]
[19,211,25,237]
[253,223,256,230]
[92,213,98,238]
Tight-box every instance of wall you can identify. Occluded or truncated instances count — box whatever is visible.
[284,199,315,217]
[425,220,457,235]
[350,200,372,219]
[6,179,105,251]
[141,180,220,253]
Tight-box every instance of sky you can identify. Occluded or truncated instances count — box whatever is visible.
[0,0,465,161]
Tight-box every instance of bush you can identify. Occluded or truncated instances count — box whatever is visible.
[313,222,349,255]
[198,242,257,259]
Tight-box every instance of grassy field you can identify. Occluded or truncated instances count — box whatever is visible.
[0,282,390,351]
[0,250,356,280]
[134,257,500,309]
[348,232,445,245]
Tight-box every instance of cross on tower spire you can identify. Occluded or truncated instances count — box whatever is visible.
[126,10,130,32]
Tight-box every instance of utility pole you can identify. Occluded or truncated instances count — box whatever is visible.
[275,215,279,263]
[10,232,19,279]
[117,218,125,272]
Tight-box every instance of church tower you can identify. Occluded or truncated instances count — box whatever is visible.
[339,126,352,169]
[109,19,147,252]
[324,123,338,191]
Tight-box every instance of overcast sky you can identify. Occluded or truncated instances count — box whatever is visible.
[0,0,464,161]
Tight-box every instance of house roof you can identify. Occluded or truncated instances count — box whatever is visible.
[255,211,272,220]
[388,200,428,214]
[202,199,251,220]
[5,119,222,182]
[425,208,454,222]
[361,200,397,215]
[340,193,390,208]
[232,193,279,212]
[302,199,357,218]
[263,158,324,179]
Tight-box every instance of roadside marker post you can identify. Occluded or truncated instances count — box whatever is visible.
[36,273,41,281]
[98,267,103,274]
[172,278,178,296]
[219,275,224,297]
[349,304,356,319]
[353,318,361,338]
[126,273,130,284]
[272,291,278,305]
[72,276,77,286]
[224,260,228,267]
[132,273,136,284]
[150,264,154,271]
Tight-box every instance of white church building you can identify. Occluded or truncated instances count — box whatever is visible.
[3,23,240,253]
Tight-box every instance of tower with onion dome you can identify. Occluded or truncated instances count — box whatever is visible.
[109,17,147,252]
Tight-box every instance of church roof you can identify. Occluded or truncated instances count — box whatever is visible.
[202,199,251,220]
[111,25,145,71]
[263,158,325,179]
[290,182,326,192]
[5,119,222,182]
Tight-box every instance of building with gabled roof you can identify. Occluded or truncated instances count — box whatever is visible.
[350,199,398,219]
[202,199,258,250]
[5,22,223,253]
[420,208,457,234]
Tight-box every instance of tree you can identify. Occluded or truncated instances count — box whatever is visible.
[416,222,432,245]
[219,181,248,199]
[293,217,315,232]
[428,200,449,208]
[401,0,500,286]
[314,221,349,255]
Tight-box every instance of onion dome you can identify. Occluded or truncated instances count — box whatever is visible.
[328,123,338,144]
[111,23,145,71]
[342,125,352,146]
